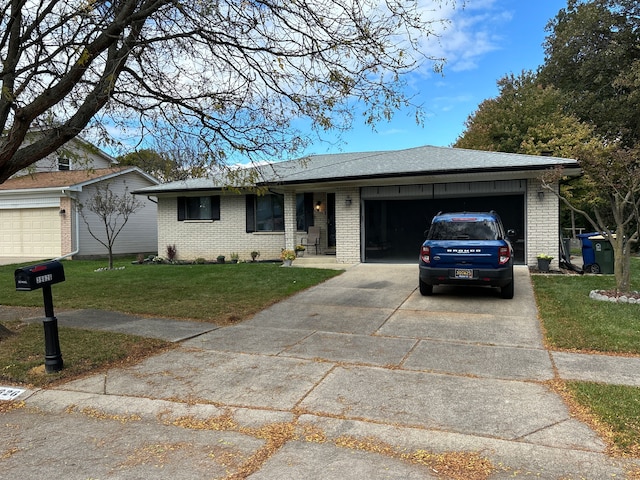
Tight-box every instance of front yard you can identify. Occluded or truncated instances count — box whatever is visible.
[532,256,640,456]
[0,259,340,387]
[532,258,640,354]
[0,259,342,324]
[1,257,640,454]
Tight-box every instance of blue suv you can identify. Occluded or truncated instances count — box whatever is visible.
[419,212,514,299]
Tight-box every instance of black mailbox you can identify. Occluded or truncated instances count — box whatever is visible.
[15,261,65,291]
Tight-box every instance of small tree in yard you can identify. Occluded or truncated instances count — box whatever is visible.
[79,183,143,270]
[542,144,640,294]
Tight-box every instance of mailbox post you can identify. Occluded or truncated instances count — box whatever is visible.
[15,261,65,373]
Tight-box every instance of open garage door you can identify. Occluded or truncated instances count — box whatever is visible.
[363,192,525,264]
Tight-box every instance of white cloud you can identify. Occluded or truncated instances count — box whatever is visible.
[415,0,514,74]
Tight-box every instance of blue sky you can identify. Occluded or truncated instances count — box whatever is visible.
[301,0,569,156]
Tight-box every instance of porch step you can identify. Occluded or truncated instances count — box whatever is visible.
[293,255,351,270]
[294,255,337,264]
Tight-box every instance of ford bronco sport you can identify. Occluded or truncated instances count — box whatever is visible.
[419,211,514,299]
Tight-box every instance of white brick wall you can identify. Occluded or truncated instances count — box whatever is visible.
[157,194,285,262]
[335,188,360,263]
[526,178,559,268]
[284,192,297,250]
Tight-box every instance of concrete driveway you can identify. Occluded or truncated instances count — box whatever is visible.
[3,264,639,478]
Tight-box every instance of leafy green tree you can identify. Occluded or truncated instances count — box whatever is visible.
[454,71,570,154]
[539,0,640,146]
[0,0,452,183]
[117,149,188,183]
[537,0,640,292]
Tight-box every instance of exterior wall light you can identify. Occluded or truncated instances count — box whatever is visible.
[345,196,352,207]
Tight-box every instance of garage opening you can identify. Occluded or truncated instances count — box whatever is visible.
[364,195,525,263]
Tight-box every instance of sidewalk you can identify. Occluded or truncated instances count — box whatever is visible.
[2,264,640,479]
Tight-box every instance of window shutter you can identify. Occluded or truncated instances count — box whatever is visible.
[211,196,221,220]
[177,197,185,221]
[246,194,256,232]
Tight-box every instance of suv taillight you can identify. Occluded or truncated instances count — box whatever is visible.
[498,246,510,265]
[420,245,431,264]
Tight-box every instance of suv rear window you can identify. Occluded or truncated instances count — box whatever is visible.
[428,219,499,241]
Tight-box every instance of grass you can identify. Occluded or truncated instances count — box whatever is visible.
[532,256,640,455]
[0,259,342,323]
[0,258,341,387]
[0,320,170,387]
[565,381,640,456]
[531,258,640,353]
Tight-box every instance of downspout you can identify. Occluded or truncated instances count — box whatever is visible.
[54,192,80,261]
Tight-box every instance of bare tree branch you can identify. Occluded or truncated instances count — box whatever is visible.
[1,0,449,182]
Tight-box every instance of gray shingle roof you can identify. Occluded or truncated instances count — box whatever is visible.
[134,145,579,194]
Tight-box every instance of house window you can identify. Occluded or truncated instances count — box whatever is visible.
[177,196,220,221]
[58,157,70,171]
[296,193,315,231]
[246,193,284,232]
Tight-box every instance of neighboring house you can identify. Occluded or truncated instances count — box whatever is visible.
[134,145,580,268]
[0,166,159,261]
[13,134,118,175]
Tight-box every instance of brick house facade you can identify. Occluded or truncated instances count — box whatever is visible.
[137,146,579,267]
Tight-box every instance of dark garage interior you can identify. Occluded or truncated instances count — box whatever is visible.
[363,195,525,263]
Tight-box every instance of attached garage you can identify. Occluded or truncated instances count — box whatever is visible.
[0,208,61,257]
[362,180,527,263]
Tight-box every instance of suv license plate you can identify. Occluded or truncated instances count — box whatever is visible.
[455,268,473,279]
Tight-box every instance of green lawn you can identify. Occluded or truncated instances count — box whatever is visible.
[532,257,640,456]
[531,258,640,353]
[0,321,169,387]
[0,259,342,323]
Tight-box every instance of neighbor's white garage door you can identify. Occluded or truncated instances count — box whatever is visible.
[0,208,61,257]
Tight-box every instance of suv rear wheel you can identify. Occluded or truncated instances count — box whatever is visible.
[419,279,433,296]
[500,269,514,299]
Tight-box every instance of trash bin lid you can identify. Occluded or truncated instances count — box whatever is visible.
[588,234,616,240]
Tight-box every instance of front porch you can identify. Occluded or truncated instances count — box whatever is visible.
[282,188,361,264]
